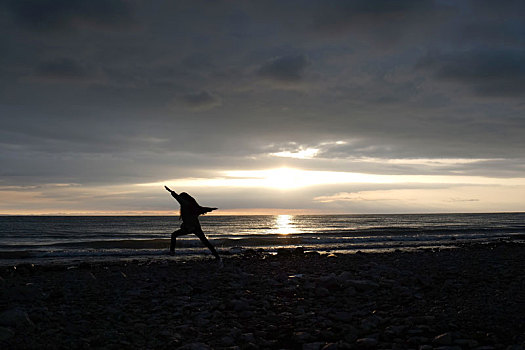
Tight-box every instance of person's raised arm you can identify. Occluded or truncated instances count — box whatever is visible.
[164,186,180,201]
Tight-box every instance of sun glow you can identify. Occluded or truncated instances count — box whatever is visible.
[222,167,394,189]
[137,167,525,191]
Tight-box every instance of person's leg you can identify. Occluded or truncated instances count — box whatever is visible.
[170,228,188,253]
[194,228,221,260]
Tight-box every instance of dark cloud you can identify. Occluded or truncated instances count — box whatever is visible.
[179,91,222,111]
[34,58,91,81]
[313,0,435,26]
[3,0,132,30]
[418,49,525,97]
[258,54,310,82]
[181,54,215,71]
[458,21,525,46]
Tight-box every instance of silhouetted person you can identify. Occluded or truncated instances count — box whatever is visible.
[164,186,221,264]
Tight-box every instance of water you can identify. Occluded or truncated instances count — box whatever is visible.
[0,213,524,265]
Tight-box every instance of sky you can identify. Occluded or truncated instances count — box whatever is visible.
[1,0,524,215]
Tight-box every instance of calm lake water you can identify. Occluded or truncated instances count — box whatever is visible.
[1,213,524,265]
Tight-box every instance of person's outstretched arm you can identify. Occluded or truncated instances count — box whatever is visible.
[164,186,181,202]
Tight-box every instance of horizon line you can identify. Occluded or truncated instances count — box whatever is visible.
[1,210,524,217]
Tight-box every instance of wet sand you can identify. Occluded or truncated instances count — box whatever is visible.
[1,241,524,349]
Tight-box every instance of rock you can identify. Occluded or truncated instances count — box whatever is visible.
[454,339,479,347]
[0,326,15,341]
[315,287,330,297]
[243,342,259,350]
[230,247,243,254]
[319,275,340,290]
[239,310,254,319]
[220,335,235,346]
[360,315,382,331]
[505,346,524,350]
[356,338,378,348]
[346,280,379,292]
[0,308,34,328]
[411,316,436,324]
[294,247,305,255]
[419,345,433,350]
[330,311,353,323]
[433,332,454,345]
[176,342,212,350]
[407,336,429,345]
[344,286,357,296]
[384,325,406,337]
[337,271,353,281]
[293,331,312,343]
[321,343,338,350]
[277,248,293,256]
[231,299,249,311]
[303,342,324,350]
[241,332,255,343]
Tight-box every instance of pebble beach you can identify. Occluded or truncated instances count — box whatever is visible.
[1,241,524,349]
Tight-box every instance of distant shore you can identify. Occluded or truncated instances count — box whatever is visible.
[1,241,524,349]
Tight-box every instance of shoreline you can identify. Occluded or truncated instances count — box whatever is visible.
[1,241,524,349]
[1,234,523,268]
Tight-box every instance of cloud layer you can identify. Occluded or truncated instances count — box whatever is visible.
[1,0,524,213]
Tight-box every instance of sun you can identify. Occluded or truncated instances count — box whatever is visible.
[262,168,307,189]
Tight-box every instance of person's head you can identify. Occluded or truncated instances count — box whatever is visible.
[179,192,200,217]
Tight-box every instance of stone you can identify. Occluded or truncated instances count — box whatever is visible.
[360,315,382,331]
[0,326,15,341]
[241,332,256,343]
[315,287,330,297]
[239,310,254,319]
[356,338,378,348]
[330,311,353,323]
[294,247,305,255]
[0,308,34,328]
[243,342,259,350]
[454,339,479,347]
[337,271,353,281]
[321,343,338,350]
[408,336,429,345]
[303,342,324,350]
[505,346,524,350]
[293,331,312,343]
[176,342,212,350]
[433,332,454,345]
[230,247,243,254]
[319,275,340,290]
[231,300,250,311]
[346,280,379,292]
[220,335,235,346]
[344,286,357,296]
[277,248,293,256]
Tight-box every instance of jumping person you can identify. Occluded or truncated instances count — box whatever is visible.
[164,186,222,264]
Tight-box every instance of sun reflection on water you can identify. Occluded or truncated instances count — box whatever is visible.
[275,215,298,235]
